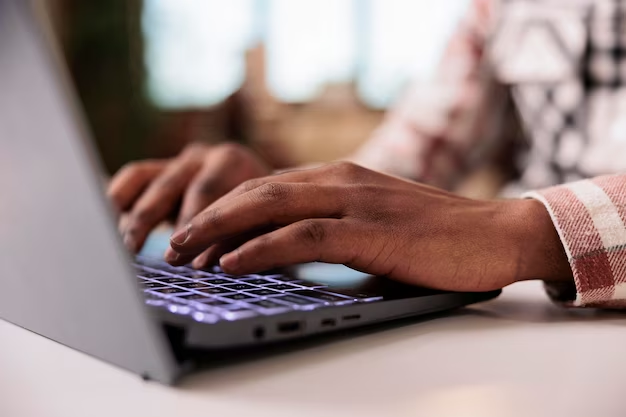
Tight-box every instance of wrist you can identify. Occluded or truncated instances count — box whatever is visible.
[507,199,572,283]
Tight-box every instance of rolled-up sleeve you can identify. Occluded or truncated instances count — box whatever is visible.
[524,174,626,308]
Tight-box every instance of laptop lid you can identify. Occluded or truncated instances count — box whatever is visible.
[0,0,179,384]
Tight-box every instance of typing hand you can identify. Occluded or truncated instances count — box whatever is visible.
[108,143,270,254]
[164,162,571,292]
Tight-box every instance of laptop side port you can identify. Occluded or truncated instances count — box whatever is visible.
[320,318,336,327]
[342,314,361,321]
[253,326,266,340]
[277,321,302,334]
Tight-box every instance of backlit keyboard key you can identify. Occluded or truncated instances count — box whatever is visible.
[194,287,233,295]
[153,277,188,284]
[223,283,256,291]
[239,278,275,286]
[266,284,301,291]
[198,278,233,285]
[177,282,211,289]
[222,293,256,301]
[247,288,282,297]
[143,282,167,289]
[151,287,190,295]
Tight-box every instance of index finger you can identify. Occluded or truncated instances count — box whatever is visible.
[166,182,344,263]
[176,150,245,228]
[200,166,322,215]
[107,160,166,212]
[123,156,202,252]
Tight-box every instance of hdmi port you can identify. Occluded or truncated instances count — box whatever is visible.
[277,321,302,334]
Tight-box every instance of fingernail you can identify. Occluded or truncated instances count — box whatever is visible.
[164,247,180,263]
[123,233,138,253]
[170,224,190,245]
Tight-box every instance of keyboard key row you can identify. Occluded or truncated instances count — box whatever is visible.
[265,283,300,291]
[199,278,231,285]
[143,282,167,289]
[177,282,212,289]
[147,280,379,304]
[138,266,331,290]
[147,289,364,320]
[223,283,256,291]
[194,287,233,295]
[222,293,254,301]
[150,287,190,295]
[154,277,189,284]
[247,288,281,297]
[167,291,306,310]
[238,278,274,286]
[138,271,171,279]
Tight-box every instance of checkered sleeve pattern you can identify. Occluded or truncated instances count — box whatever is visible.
[351,0,510,189]
[525,174,626,308]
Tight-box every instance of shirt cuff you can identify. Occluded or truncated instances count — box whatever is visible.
[523,175,626,308]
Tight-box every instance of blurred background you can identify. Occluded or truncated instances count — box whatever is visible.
[44,0,469,174]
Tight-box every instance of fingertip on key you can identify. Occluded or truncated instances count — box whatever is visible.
[219,253,238,272]
[164,247,180,264]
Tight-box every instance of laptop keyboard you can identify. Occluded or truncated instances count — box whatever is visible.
[135,256,384,324]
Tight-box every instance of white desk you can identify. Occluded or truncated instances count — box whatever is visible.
[1,281,625,417]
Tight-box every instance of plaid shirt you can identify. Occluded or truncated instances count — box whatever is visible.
[353,0,626,307]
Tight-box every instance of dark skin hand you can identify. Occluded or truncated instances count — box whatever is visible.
[107,143,270,253]
[164,162,573,292]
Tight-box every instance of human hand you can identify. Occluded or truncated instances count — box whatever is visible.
[164,162,571,292]
[108,142,270,253]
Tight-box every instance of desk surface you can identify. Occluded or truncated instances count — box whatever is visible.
[1,281,625,417]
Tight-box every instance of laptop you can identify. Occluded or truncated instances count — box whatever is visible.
[0,0,501,384]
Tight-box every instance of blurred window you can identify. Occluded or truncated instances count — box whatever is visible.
[359,0,469,108]
[265,0,358,103]
[142,0,469,109]
[142,0,258,108]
